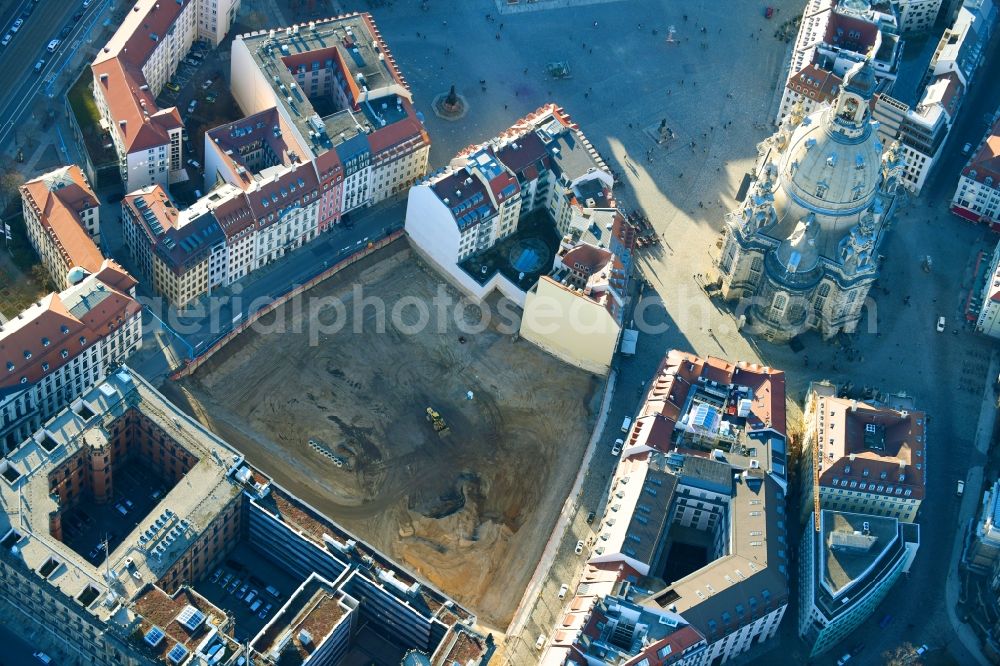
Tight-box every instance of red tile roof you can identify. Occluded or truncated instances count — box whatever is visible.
[20,166,104,274]
[786,64,843,103]
[631,350,786,452]
[0,264,140,390]
[91,0,189,153]
[824,10,879,53]
[963,116,1000,186]
[815,396,927,500]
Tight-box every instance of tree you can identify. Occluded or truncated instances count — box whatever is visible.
[30,264,54,292]
[882,642,917,666]
[0,168,24,215]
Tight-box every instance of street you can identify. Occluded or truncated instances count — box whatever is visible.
[0,0,997,662]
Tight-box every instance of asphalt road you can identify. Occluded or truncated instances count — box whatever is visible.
[0,620,47,665]
[0,0,104,147]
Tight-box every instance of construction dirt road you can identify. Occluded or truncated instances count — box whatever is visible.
[165,241,599,629]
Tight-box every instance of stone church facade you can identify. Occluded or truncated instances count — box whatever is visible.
[718,59,905,342]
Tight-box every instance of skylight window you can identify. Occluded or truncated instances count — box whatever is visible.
[144,626,165,647]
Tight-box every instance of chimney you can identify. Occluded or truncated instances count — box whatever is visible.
[850,400,858,412]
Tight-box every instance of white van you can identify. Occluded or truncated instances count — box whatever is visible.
[250,599,262,613]
[957,480,965,496]
[265,585,281,598]
[535,634,546,650]
[621,417,632,433]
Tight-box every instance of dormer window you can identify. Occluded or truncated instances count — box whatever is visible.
[41,337,50,347]
[60,350,69,359]
[23,350,31,360]
[5,362,13,372]
[41,363,49,372]
[79,336,86,345]
[60,325,69,334]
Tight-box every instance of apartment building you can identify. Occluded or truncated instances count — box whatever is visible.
[0,367,488,665]
[521,239,627,374]
[894,0,943,31]
[0,263,141,453]
[921,0,997,91]
[804,385,927,523]
[965,479,1000,573]
[20,166,104,290]
[776,0,901,126]
[90,0,240,192]
[406,103,614,293]
[974,237,1000,337]
[540,351,791,664]
[122,155,323,310]
[876,72,965,195]
[230,13,429,214]
[952,113,1000,232]
[798,510,920,657]
[541,594,709,666]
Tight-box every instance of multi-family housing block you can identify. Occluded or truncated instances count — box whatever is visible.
[120,12,427,309]
[20,165,104,291]
[803,384,927,523]
[952,112,1000,231]
[541,351,790,664]
[406,104,632,374]
[973,235,1000,337]
[776,0,901,126]
[0,367,491,665]
[229,13,429,210]
[90,0,241,192]
[798,509,920,657]
[894,0,943,32]
[0,262,141,453]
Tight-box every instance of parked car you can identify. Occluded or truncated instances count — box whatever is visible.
[963,142,973,154]
[535,634,546,650]
[202,79,213,89]
[33,59,45,73]
[83,0,93,8]
[936,316,946,332]
[32,652,52,665]
[586,511,595,524]
[915,645,929,655]
[249,599,262,613]
[205,93,217,103]
[836,655,851,666]
[621,417,632,432]
[210,569,222,583]
[187,159,200,169]
[558,583,569,599]
[574,540,584,555]
[165,81,180,92]
[238,583,249,597]
[11,19,23,33]
[187,100,197,113]
[1,33,12,46]
[765,6,774,18]
[46,39,60,52]
[611,440,622,456]
[124,499,134,509]
[259,603,272,619]
[957,480,965,496]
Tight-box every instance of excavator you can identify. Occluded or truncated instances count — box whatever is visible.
[425,407,449,434]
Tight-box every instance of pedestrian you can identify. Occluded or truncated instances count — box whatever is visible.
[593,20,598,28]
[496,33,500,40]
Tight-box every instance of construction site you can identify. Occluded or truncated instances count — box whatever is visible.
[165,242,600,629]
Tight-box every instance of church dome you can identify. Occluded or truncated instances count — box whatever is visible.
[779,110,883,216]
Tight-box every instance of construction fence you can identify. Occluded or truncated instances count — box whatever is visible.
[171,230,405,380]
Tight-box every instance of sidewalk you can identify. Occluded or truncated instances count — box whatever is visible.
[945,349,998,666]
[502,367,618,645]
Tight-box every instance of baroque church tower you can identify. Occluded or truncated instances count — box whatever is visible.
[718,58,904,341]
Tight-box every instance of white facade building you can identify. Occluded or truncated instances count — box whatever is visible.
[90,0,240,192]
[952,113,1000,232]
[893,0,943,31]
[0,263,142,453]
[776,0,901,126]
[974,237,1000,337]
